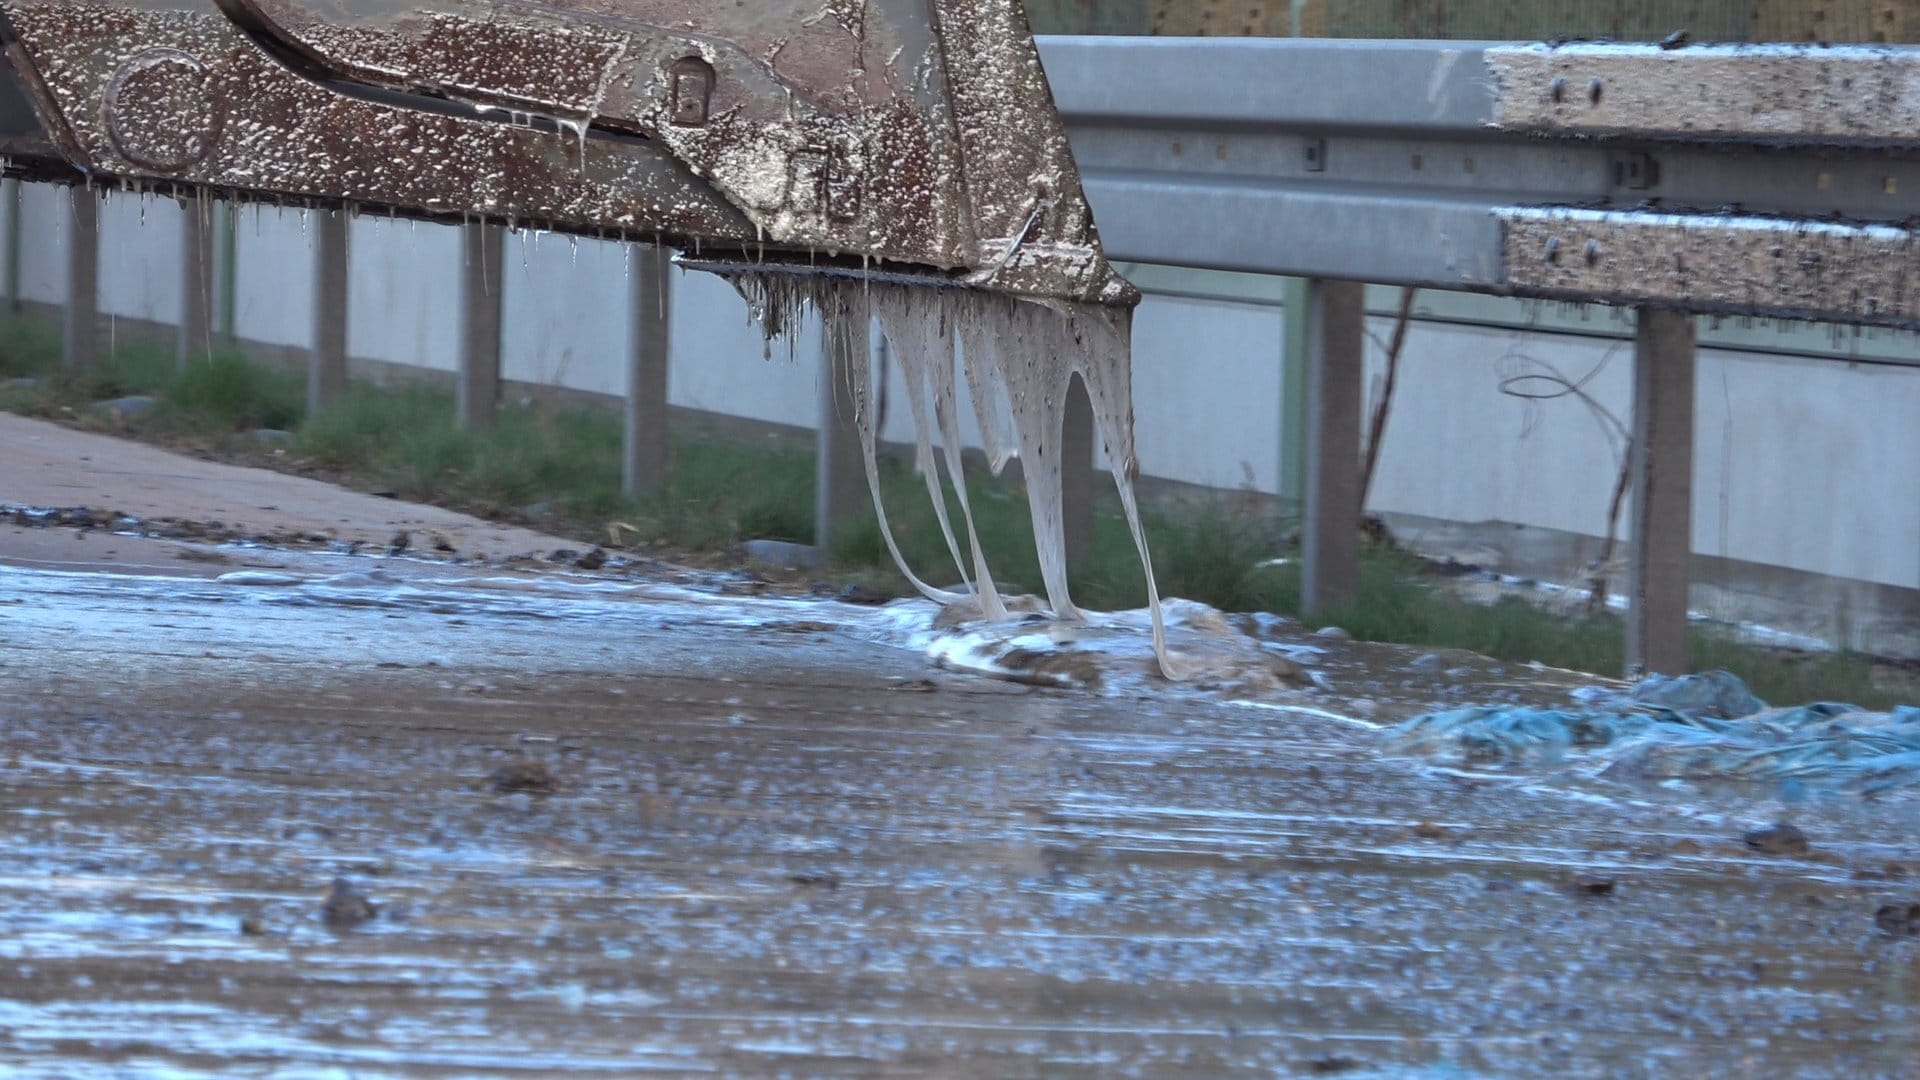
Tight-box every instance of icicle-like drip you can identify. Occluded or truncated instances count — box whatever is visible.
[869,286,1008,621]
[728,272,1183,680]
[730,273,811,359]
[1065,304,1185,681]
[821,284,974,608]
[955,296,1079,620]
[728,272,962,604]
[959,305,1022,478]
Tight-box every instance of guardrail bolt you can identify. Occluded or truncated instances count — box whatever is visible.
[669,57,715,126]
[1588,77,1604,105]
[1612,152,1658,190]
[1544,236,1561,264]
[1549,76,1566,103]
[1584,238,1601,266]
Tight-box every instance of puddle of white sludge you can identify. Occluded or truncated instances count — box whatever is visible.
[0,559,1303,698]
[0,557,1916,1076]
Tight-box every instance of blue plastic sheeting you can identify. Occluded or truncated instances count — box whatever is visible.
[1387,672,1920,793]
[1619,669,1764,719]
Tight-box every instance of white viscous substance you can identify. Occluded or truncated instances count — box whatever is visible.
[731,273,1187,680]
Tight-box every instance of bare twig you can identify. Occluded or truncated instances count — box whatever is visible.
[1490,343,1634,616]
[1586,451,1634,616]
[1359,286,1417,515]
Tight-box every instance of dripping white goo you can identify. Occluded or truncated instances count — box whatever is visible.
[730,273,1185,681]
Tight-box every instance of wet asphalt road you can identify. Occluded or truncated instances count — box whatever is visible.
[0,550,1917,1077]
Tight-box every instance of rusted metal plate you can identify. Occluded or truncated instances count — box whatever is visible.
[224,0,979,272]
[0,45,68,179]
[931,0,1132,303]
[1147,0,1294,38]
[0,0,1136,306]
[1324,0,1753,42]
[1488,42,1920,143]
[1501,206,1920,323]
[1753,0,1920,44]
[1,3,753,236]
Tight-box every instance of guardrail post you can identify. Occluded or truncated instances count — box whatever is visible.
[815,314,867,551]
[624,244,672,495]
[1062,375,1095,568]
[1625,306,1695,676]
[1279,276,1309,511]
[62,185,99,371]
[310,210,349,411]
[458,222,503,429]
[178,192,215,366]
[1301,277,1364,615]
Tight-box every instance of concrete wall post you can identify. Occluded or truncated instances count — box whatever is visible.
[457,222,504,429]
[815,312,868,550]
[310,210,350,411]
[624,245,672,495]
[178,192,216,367]
[2,178,20,313]
[62,186,99,371]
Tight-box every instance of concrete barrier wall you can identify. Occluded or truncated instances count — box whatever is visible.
[346,217,461,374]
[97,194,182,325]
[17,183,68,306]
[1133,296,1289,495]
[1693,351,1920,589]
[499,233,630,398]
[1361,317,1920,592]
[13,187,1920,602]
[663,270,821,429]
[233,207,316,350]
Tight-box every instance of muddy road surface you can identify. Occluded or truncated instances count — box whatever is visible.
[1,424,1917,1077]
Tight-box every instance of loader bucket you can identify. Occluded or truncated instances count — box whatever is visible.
[0,0,1136,308]
[0,0,1183,680]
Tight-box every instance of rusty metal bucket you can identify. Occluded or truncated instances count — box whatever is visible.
[0,0,1135,307]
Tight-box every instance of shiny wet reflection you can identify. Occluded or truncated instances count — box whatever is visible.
[0,561,1915,1076]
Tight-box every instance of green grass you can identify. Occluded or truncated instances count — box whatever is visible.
[0,312,1911,709]
[0,315,59,378]
[0,315,301,435]
[294,381,815,550]
[163,349,304,433]
[0,316,176,413]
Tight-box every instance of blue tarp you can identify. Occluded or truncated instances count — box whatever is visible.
[1386,672,1920,793]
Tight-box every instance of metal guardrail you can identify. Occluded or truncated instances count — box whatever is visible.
[1114,267,1920,368]
[1039,37,1920,330]
[1038,35,1920,675]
